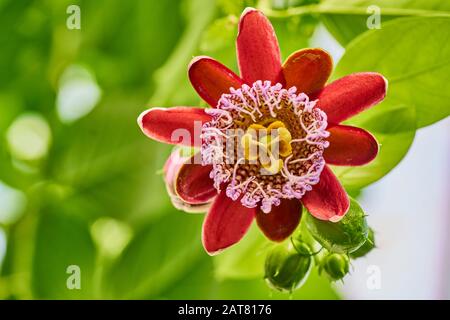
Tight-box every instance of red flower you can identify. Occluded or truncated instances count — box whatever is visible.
[138,8,387,255]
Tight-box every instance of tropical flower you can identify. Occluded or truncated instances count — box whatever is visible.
[138,8,387,255]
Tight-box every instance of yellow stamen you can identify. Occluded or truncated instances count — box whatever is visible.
[267,121,286,130]
[262,158,284,174]
[279,140,292,157]
[277,127,292,143]
[242,121,293,173]
[267,125,293,158]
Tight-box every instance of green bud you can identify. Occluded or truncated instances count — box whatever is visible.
[264,240,312,293]
[305,197,368,254]
[321,253,350,281]
[350,227,375,259]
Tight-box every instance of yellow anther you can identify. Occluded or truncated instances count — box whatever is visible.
[267,121,285,130]
[262,158,284,174]
[277,127,292,143]
[265,124,293,158]
[279,140,292,157]
[242,121,293,166]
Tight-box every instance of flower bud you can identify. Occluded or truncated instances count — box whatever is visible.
[305,197,368,254]
[350,227,375,259]
[264,240,312,293]
[321,253,350,281]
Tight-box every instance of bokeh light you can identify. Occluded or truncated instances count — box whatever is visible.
[91,217,132,258]
[0,181,27,225]
[56,65,102,124]
[6,113,52,161]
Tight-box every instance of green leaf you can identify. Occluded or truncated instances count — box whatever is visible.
[334,16,450,128]
[214,223,272,280]
[272,14,318,60]
[32,206,97,299]
[104,211,205,299]
[332,100,416,189]
[320,0,450,46]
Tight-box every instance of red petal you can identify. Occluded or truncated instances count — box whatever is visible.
[301,166,349,222]
[188,56,243,107]
[175,161,217,204]
[283,48,333,95]
[202,190,256,255]
[324,125,379,166]
[236,8,284,85]
[256,199,302,242]
[163,150,214,213]
[316,72,387,124]
[138,107,211,146]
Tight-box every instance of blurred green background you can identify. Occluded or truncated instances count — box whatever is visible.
[0,0,338,299]
[1,0,449,299]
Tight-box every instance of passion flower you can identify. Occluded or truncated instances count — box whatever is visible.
[138,8,387,255]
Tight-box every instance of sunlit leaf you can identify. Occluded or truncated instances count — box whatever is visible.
[320,0,450,46]
[334,17,450,128]
[272,14,318,60]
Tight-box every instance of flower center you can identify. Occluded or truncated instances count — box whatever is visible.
[241,121,293,174]
[201,81,329,213]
